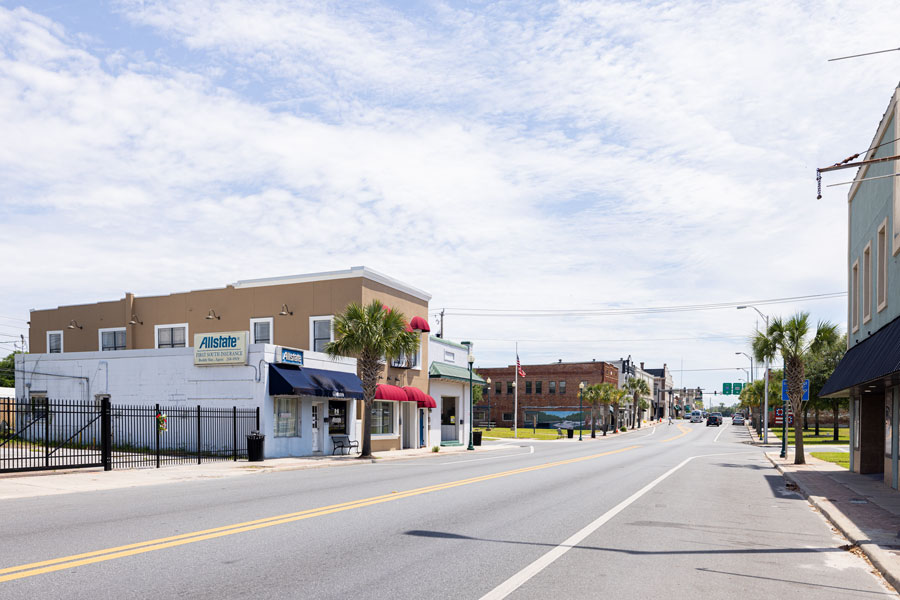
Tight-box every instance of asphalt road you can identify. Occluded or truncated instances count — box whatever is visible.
[0,421,895,599]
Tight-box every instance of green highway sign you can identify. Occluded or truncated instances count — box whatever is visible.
[733,382,742,394]
[723,382,732,395]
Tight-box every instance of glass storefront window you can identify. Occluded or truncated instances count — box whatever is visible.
[371,401,394,435]
[329,400,347,434]
[275,397,300,437]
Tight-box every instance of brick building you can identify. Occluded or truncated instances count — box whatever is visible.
[475,360,619,429]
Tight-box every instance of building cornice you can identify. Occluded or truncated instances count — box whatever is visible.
[233,266,432,302]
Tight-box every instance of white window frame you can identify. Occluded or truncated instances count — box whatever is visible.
[878,218,889,313]
[309,315,334,352]
[98,327,127,351]
[444,350,455,362]
[46,330,63,354]
[851,259,860,333]
[894,100,900,256]
[250,317,274,345]
[863,242,873,324]
[154,322,189,349]
[370,400,397,438]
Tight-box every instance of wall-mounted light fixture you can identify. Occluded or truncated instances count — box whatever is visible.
[128,314,143,325]
[205,309,220,320]
[279,304,293,316]
[67,320,83,330]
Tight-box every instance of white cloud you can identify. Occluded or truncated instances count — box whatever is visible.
[1,1,896,392]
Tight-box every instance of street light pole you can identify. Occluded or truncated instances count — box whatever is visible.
[578,382,585,441]
[738,305,770,445]
[462,341,475,451]
[485,377,492,431]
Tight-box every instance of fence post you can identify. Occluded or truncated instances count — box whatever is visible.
[101,397,112,471]
[197,405,201,465]
[233,406,237,462]
[44,401,50,468]
[155,403,161,469]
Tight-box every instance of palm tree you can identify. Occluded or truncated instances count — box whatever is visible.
[752,312,839,465]
[325,300,420,458]
[624,377,650,429]
[602,384,627,433]
[582,384,604,438]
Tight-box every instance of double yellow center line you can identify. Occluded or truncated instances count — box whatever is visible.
[0,445,639,583]
[661,423,691,443]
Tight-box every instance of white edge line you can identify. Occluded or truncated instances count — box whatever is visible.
[479,451,745,600]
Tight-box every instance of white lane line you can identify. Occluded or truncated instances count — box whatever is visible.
[713,424,730,443]
[479,450,746,600]
[440,446,533,465]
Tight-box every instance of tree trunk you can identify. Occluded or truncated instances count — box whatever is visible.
[590,406,596,438]
[612,403,619,432]
[358,354,380,458]
[803,406,810,431]
[787,357,806,464]
[814,406,820,436]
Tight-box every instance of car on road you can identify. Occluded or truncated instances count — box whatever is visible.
[732,414,745,425]
[706,412,722,426]
[690,410,703,423]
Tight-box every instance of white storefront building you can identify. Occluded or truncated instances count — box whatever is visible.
[13,335,378,458]
[427,336,484,448]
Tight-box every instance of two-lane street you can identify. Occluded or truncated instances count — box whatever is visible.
[1,423,894,599]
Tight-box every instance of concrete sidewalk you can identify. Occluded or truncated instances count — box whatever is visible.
[0,443,504,501]
[767,452,900,593]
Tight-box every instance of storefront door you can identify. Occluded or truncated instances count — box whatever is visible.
[312,402,323,453]
[420,408,427,447]
[441,397,458,442]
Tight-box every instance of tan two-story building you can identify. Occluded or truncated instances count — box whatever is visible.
[22,267,433,455]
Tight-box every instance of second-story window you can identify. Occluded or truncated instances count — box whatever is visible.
[47,331,62,354]
[507,381,513,394]
[310,317,333,352]
[495,381,501,395]
[559,381,567,395]
[101,330,126,351]
[250,318,273,344]
[525,381,532,394]
[535,381,542,394]
[852,259,859,332]
[157,325,187,348]
[549,381,556,394]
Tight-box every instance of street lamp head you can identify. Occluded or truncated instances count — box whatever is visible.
[737,305,747,310]
[579,381,585,390]
[467,353,475,365]
[486,376,491,384]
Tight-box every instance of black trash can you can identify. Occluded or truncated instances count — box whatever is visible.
[247,432,265,462]
[473,430,483,446]
[567,427,574,439]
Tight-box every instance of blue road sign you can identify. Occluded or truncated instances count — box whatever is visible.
[782,379,811,402]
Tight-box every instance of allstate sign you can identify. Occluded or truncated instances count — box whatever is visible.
[194,331,248,366]
[279,348,304,366]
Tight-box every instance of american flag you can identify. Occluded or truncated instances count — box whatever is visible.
[517,355,526,378]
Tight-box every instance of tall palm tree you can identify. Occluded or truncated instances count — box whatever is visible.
[582,384,604,438]
[325,300,420,458]
[752,312,839,465]
[601,384,627,433]
[624,377,650,429]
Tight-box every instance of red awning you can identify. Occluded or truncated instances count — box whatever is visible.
[403,386,437,408]
[375,384,408,402]
[409,316,431,333]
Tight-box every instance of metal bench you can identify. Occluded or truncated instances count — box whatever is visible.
[331,434,359,455]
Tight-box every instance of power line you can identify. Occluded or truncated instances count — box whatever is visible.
[431,292,845,318]
[829,47,900,61]
[463,335,747,344]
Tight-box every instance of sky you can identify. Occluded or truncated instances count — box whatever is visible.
[1,1,899,401]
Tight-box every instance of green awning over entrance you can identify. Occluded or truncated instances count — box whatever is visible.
[429,361,485,385]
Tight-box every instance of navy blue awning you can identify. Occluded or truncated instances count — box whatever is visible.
[269,364,364,399]
[820,314,900,398]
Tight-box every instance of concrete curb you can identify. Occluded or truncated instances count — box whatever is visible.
[765,453,900,593]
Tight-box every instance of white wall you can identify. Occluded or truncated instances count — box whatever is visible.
[427,337,473,446]
[14,345,358,458]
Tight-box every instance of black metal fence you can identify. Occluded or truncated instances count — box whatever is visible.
[0,397,259,474]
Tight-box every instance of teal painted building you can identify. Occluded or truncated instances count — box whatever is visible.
[822,84,900,488]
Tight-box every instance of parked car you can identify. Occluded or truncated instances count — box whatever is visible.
[732,414,745,425]
[706,412,722,426]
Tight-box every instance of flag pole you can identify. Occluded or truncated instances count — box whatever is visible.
[514,342,518,439]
